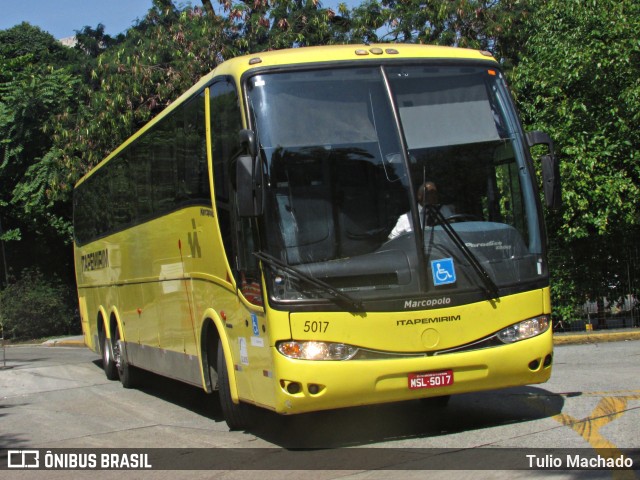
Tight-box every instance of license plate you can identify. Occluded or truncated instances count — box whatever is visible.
[408,370,454,390]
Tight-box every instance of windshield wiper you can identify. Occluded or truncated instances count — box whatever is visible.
[253,251,365,312]
[423,206,499,300]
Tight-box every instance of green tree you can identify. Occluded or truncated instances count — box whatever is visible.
[217,0,349,54]
[345,0,528,54]
[6,0,637,331]
[0,268,78,340]
[508,0,640,320]
[74,23,124,57]
[0,22,76,71]
[0,24,82,285]
[53,0,348,186]
[52,0,227,184]
[265,0,348,49]
[0,65,79,237]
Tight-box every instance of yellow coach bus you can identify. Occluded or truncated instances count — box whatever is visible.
[74,44,561,430]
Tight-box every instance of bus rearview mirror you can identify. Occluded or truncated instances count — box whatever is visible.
[526,131,561,210]
[540,153,561,211]
[236,154,264,217]
[239,129,257,158]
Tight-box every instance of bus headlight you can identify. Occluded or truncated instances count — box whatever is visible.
[497,315,550,344]
[277,341,358,360]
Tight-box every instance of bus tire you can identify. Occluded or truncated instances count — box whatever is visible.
[101,333,118,380]
[113,329,139,389]
[217,339,253,431]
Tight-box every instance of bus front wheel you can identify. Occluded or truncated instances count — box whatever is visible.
[217,339,253,431]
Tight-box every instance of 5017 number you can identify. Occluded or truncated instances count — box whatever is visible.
[303,321,329,333]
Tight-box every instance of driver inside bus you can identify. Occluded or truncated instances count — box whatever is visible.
[388,182,455,240]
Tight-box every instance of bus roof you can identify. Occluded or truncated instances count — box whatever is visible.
[75,44,497,188]
[213,43,496,77]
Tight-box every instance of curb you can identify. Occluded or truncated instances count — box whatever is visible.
[553,330,640,345]
[41,337,86,348]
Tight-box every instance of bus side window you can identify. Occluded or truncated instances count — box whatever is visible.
[152,114,178,212]
[210,80,262,305]
[109,155,133,228]
[179,93,209,203]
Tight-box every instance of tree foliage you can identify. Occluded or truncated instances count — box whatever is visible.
[0,24,82,258]
[0,268,78,340]
[343,0,528,56]
[1,0,639,330]
[511,0,640,238]
[53,0,354,190]
[0,65,79,238]
[0,22,77,68]
[74,23,124,58]
[214,0,350,54]
[508,0,640,318]
[54,1,224,183]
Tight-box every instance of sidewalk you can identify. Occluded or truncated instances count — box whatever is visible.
[37,329,640,348]
[41,335,85,347]
[553,327,640,345]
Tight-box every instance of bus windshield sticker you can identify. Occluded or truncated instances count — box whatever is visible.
[251,313,260,336]
[239,337,249,365]
[431,258,457,286]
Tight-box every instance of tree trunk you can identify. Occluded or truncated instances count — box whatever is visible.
[201,0,215,17]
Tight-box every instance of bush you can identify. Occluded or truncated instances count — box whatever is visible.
[0,268,79,340]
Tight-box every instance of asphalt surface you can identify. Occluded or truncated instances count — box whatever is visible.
[2,328,639,479]
[2,334,639,479]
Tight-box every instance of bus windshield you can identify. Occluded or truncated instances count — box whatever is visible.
[246,64,544,309]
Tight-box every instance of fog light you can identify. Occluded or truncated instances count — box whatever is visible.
[497,315,550,344]
[287,382,301,394]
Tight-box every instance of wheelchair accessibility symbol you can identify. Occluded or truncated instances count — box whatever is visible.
[431,258,456,286]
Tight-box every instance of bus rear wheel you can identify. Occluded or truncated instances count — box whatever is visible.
[113,329,139,389]
[101,333,118,380]
[217,339,253,431]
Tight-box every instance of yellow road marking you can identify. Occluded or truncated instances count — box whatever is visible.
[554,390,640,479]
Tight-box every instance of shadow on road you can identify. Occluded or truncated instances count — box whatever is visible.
[93,359,226,423]
[0,404,32,450]
[116,362,564,449]
[247,386,565,448]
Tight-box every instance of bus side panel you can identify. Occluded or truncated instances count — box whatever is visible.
[120,208,218,385]
[217,303,279,410]
[77,294,93,351]
[75,242,116,354]
[75,207,232,389]
[76,287,99,354]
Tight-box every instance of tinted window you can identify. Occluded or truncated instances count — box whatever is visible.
[74,93,210,245]
[210,80,242,268]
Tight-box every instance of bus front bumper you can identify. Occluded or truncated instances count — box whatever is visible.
[269,329,553,415]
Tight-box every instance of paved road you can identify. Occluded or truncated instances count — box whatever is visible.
[1,340,639,479]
